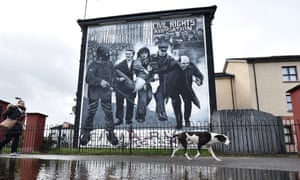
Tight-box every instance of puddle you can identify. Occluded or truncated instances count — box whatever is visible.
[0,157,299,180]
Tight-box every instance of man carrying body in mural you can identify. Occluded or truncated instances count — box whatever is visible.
[114,49,136,126]
[149,40,177,121]
[80,45,118,146]
[167,55,203,129]
[132,47,153,123]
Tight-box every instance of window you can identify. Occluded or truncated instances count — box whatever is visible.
[286,94,293,112]
[283,125,294,144]
[281,66,298,81]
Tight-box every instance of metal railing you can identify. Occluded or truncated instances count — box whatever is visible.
[0,120,299,155]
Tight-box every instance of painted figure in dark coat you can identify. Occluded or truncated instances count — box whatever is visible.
[149,40,177,121]
[132,47,153,123]
[0,100,26,155]
[80,45,118,146]
[167,55,203,129]
[114,49,136,126]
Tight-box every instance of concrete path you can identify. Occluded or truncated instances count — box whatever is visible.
[1,154,299,172]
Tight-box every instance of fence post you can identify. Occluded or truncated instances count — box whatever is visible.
[128,125,133,154]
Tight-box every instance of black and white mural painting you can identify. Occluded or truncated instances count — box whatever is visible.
[76,7,217,146]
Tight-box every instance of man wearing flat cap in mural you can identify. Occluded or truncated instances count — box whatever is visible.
[80,45,118,146]
[149,40,177,121]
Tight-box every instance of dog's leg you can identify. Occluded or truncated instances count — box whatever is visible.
[184,152,192,160]
[183,143,192,160]
[171,144,182,158]
[207,146,221,161]
[194,151,201,160]
[194,144,202,160]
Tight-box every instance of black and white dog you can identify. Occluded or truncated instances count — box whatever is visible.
[170,131,230,161]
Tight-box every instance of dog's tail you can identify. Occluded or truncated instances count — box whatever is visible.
[172,134,179,138]
[164,130,180,138]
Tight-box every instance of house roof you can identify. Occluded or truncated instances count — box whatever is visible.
[214,72,235,78]
[50,122,74,129]
[0,99,10,105]
[286,84,300,93]
[78,6,217,28]
[227,55,300,62]
[27,112,48,117]
[224,55,300,72]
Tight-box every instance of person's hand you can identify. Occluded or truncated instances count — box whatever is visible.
[100,80,110,88]
[153,74,159,81]
[195,78,203,86]
[21,122,26,129]
[118,77,125,82]
[147,65,152,72]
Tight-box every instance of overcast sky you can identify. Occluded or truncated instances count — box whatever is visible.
[0,0,299,126]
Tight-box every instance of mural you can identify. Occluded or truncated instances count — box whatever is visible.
[76,7,217,146]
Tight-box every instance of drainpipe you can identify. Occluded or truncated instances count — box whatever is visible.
[230,77,235,109]
[252,63,260,111]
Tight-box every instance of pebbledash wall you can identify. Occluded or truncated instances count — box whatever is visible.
[0,99,47,153]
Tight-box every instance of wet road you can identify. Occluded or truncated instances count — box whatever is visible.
[1,154,299,172]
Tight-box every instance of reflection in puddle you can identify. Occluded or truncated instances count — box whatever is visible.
[0,158,299,180]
